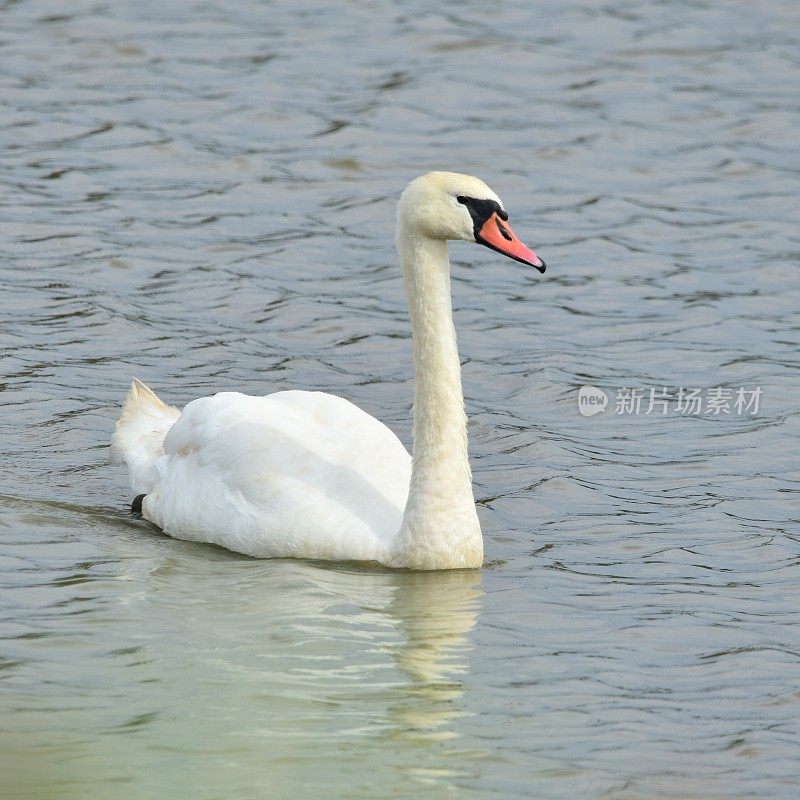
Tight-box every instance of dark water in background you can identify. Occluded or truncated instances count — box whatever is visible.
[1,0,799,797]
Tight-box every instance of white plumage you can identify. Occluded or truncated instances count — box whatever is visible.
[111,172,545,570]
[114,385,410,562]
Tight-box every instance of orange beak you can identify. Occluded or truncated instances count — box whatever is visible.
[477,213,545,273]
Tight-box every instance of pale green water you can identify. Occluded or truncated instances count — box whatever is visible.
[1,1,800,798]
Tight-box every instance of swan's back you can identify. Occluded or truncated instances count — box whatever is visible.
[124,388,411,562]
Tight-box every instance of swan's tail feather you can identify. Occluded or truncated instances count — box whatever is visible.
[111,379,181,495]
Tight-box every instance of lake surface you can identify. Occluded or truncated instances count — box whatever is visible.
[1,1,799,798]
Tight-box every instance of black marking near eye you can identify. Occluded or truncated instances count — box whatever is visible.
[456,195,508,238]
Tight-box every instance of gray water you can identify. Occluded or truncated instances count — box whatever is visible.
[1,1,799,798]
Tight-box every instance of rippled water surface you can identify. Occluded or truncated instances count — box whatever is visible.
[2,1,800,798]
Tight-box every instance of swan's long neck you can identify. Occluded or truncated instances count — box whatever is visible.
[390,225,483,569]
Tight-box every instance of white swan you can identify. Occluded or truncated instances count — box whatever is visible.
[111,172,545,570]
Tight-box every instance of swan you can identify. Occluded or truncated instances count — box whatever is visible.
[111,172,545,570]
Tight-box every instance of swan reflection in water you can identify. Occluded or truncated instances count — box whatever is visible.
[0,531,484,799]
[118,550,486,782]
[385,569,483,742]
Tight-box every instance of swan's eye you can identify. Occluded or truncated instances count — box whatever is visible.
[456,195,468,205]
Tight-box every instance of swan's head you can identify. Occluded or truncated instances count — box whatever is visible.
[397,171,545,273]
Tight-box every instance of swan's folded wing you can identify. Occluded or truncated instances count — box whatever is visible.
[147,390,412,560]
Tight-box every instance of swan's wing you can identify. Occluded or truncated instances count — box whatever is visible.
[143,390,411,561]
